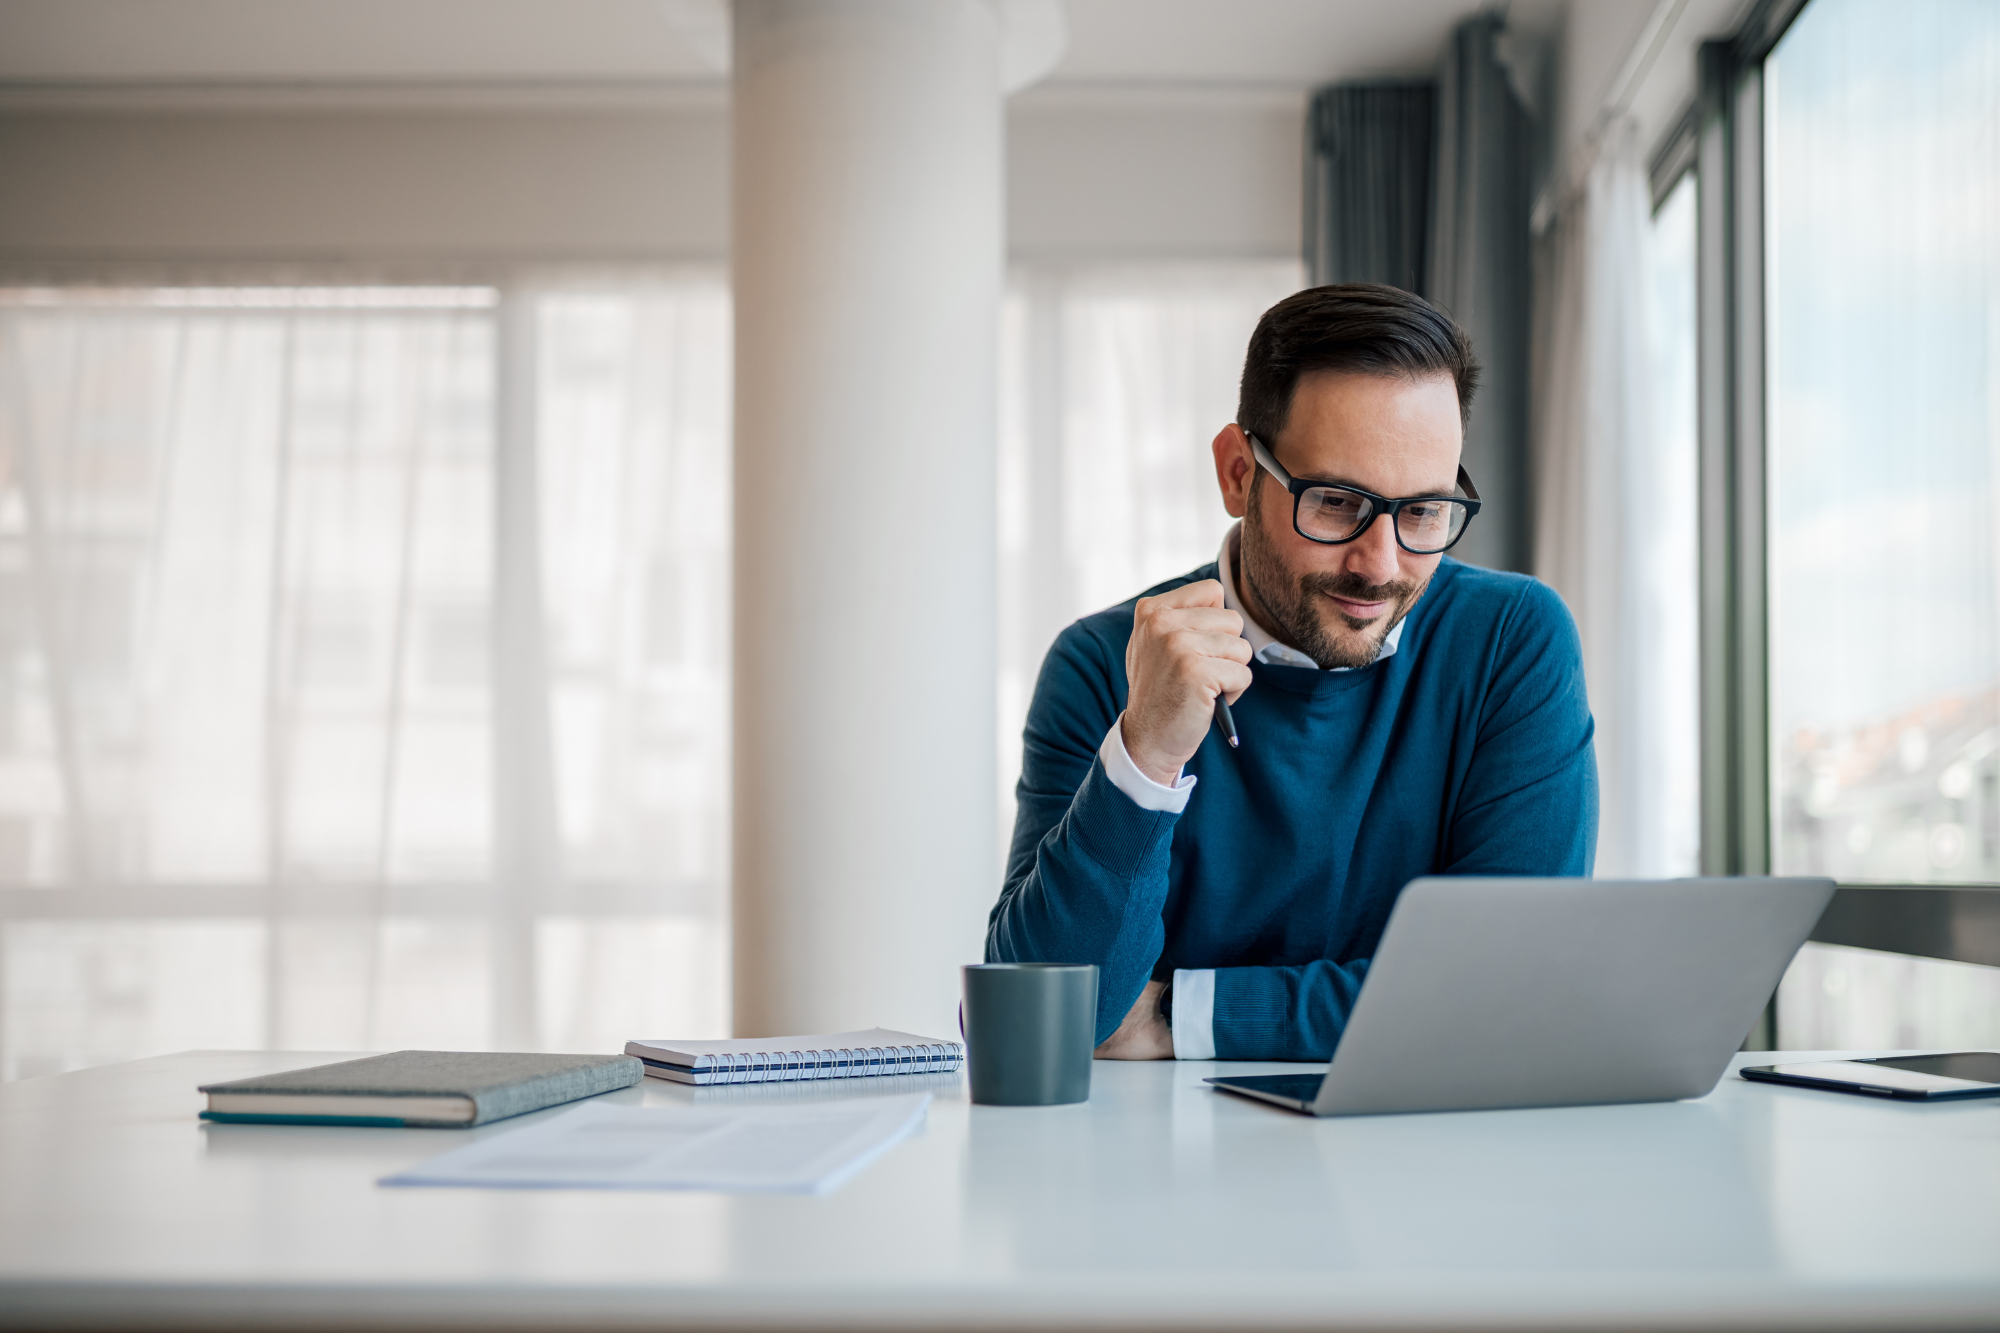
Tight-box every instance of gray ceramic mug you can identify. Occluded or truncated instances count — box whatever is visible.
[961,963,1098,1106]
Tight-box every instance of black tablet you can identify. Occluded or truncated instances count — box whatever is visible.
[1740,1051,2000,1100]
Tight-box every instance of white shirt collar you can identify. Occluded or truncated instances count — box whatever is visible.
[1216,522,1404,672]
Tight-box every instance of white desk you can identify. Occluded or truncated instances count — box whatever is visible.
[2,1050,1996,1330]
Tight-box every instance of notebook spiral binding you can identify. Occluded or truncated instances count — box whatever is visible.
[694,1042,964,1086]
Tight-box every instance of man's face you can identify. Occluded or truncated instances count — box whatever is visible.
[1212,370,1464,670]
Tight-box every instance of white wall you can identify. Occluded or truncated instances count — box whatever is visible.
[1554,0,1759,176]
[1008,87,1301,260]
[4,0,1771,271]
[0,102,727,262]
[1555,0,1659,163]
[0,86,1301,265]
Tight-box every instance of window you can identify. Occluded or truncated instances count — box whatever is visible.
[1762,0,2000,1045]
[0,277,731,1078]
[1646,174,1702,878]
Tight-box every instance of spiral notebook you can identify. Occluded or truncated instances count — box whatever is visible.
[625,1027,963,1086]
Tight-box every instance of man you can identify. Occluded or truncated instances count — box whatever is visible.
[986,284,1597,1061]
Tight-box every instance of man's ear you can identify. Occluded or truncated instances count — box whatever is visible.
[1212,424,1255,519]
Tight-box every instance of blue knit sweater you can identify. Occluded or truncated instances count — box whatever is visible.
[986,556,1598,1060]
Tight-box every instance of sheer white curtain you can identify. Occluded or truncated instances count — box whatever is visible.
[0,277,730,1079]
[526,281,732,1054]
[997,263,1305,822]
[0,261,1295,1078]
[1532,117,1700,880]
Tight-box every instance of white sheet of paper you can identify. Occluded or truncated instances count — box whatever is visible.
[380,1092,931,1194]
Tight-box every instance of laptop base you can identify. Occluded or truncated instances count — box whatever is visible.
[1204,1073,1326,1114]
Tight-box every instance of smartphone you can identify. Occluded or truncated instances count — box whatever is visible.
[1740,1051,2000,1100]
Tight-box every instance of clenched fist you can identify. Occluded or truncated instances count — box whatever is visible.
[1121,580,1253,786]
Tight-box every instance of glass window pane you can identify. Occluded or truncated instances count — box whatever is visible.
[1767,0,2000,884]
[1779,940,2000,1049]
[1766,0,2000,1047]
[1646,173,1701,877]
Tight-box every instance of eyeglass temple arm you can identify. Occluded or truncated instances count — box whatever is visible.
[1456,465,1480,502]
[1247,431,1289,485]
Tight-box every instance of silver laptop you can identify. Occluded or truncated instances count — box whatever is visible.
[1206,876,1834,1116]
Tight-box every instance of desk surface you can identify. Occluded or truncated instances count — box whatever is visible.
[2,1049,1997,1331]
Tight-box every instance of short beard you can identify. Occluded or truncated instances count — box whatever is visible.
[1239,486,1430,670]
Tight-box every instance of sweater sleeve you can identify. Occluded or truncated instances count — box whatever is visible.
[1208,579,1599,1062]
[1443,578,1599,877]
[986,623,1182,1045]
[1210,958,1371,1061]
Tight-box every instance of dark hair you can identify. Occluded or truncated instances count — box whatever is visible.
[1236,284,1480,445]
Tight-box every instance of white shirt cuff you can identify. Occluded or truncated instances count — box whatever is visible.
[1171,968,1216,1060]
[1098,714,1196,814]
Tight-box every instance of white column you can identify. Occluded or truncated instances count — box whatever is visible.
[731,0,1002,1038]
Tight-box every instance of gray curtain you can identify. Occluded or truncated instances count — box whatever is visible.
[1300,16,1535,573]
[1305,83,1435,292]
[1427,12,1535,573]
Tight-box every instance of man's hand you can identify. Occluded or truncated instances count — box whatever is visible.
[1095,979,1173,1059]
[1122,580,1252,785]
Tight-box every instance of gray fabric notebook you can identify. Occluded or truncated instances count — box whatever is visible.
[198,1051,642,1128]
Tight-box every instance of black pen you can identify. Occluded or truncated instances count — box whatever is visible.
[1213,694,1239,749]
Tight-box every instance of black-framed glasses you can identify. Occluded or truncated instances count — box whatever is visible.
[1247,432,1482,555]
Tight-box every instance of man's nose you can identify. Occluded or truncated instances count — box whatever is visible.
[1345,513,1403,586]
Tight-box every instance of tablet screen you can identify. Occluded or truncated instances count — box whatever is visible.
[1866,1052,2000,1085]
[1765,1053,2000,1094]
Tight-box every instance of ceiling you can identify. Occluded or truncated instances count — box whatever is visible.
[0,0,1526,89]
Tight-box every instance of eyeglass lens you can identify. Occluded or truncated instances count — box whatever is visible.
[1294,487,1471,553]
